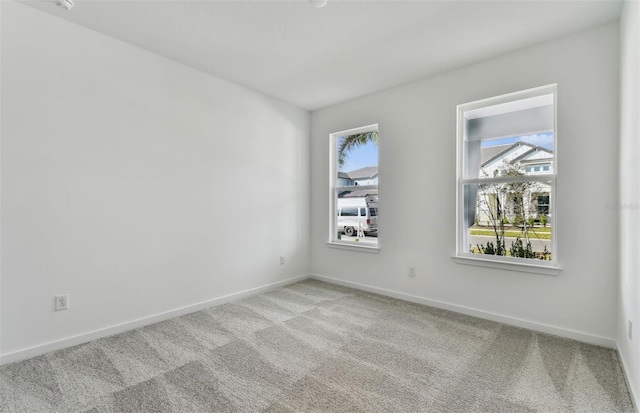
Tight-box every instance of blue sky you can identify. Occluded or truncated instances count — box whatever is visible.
[481,132,554,150]
[338,138,378,173]
[338,131,553,173]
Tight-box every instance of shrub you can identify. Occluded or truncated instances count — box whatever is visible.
[540,214,548,227]
[476,239,506,256]
[539,245,551,260]
[509,238,536,258]
[477,242,495,255]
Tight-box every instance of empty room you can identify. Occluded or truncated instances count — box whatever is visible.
[1,0,639,411]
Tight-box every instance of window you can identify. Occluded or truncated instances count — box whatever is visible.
[329,124,379,250]
[536,194,550,215]
[456,85,557,270]
[341,207,358,217]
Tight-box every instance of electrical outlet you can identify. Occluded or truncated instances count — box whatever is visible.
[280,255,285,265]
[55,294,69,311]
[408,267,416,277]
[629,320,633,341]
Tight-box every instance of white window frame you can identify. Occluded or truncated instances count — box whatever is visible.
[327,124,380,253]
[454,85,560,274]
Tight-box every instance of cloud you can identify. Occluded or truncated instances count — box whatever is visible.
[521,133,554,150]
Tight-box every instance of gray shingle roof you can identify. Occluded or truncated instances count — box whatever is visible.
[341,189,379,198]
[480,144,513,165]
[345,166,378,180]
[480,142,546,167]
[511,146,553,163]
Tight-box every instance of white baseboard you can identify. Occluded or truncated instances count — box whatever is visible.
[310,274,617,349]
[0,274,310,366]
[2,273,620,366]
[617,345,639,412]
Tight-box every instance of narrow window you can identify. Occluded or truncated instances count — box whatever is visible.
[329,124,379,249]
[457,85,557,268]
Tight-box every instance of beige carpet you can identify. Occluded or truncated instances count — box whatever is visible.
[0,279,634,412]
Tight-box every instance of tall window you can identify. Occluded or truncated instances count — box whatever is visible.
[329,124,379,250]
[456,85,557,268]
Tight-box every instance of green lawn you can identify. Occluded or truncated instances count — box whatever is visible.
[470,226,551,240]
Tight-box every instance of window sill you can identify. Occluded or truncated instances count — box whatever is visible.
[327,241,380,254]
[452,254,561,276]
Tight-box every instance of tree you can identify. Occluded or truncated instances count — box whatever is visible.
[501,162,536,244]
[475,161,548,259]
[476,180,507,256]
[337,131,378,167]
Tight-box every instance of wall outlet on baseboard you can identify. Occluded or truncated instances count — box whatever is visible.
[628,320,633,341]
[280,255,285,265]
[408,267,416,277]
[55,294,69,311]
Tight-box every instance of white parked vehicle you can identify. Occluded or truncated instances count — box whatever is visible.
[337,197,378,236]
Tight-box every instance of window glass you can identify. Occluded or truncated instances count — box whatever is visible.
[458,85,556,267]
[341,207,358,217]
[330,125,379,247]
[536,194,550,215]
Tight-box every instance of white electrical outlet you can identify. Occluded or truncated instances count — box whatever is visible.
[408,267,416,277]
[280,255,285,265]
[629,320,633,341]
[55,294,69,311]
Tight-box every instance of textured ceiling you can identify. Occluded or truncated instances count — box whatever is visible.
[22,0,623,111]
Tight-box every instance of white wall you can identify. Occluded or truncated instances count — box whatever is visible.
[0,2,310,361]
[618,0,640,406]
[311,23,620,345]
[0,1,631,386]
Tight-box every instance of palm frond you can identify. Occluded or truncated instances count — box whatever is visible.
[337,131,378,167]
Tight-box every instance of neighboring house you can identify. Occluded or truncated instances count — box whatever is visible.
[481,142,553,176]
[342,166,378,186]
[338,166,378,198]
[337,172,355,187]
[476,142,553,226]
